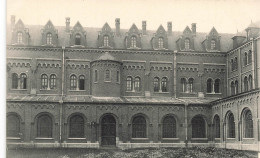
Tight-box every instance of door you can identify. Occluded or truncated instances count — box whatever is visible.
[101,115,116,146]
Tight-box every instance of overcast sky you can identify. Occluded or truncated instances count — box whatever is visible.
[6,0,260,34]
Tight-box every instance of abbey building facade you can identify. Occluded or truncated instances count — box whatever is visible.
[6,15,260,151]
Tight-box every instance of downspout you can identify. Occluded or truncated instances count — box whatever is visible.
[185,103,188,147]
[251,39,255,89]
[59,46,65,145]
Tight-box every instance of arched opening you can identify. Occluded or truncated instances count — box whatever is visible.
[243,109,253,138]
[69,115,84,138]
[161,77,168,92]
[7,113,20,137]
[132,116,146,138]
[134,77,141,92]
[207,79,213,93]
[12,73,18,89]
[101,115,116,146]
[192,115,206,138]
[158,37,164,49]
[162,115,176,138]
[37,114,52,138]
[181,78,187,92]
[214,79,220,93]
[227,112,235,138]
[153,77,160,92]
[213,115,220,138]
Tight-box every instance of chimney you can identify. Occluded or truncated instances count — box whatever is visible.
[11,15,15,30]
[66,17,70,32]
[191,23,196,35]
[142,21,146,35]
[115,18,120,36]
[167,22,172,35]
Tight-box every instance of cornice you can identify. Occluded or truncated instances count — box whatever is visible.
[177,51,226,57]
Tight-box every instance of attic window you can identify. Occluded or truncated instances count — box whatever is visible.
[46,33,52,45]
[131,36,137,48]
[158,37,164,49]
[17,32,23,44]
[104,35,109,47]
[211,40,216,50]
[185,38,190,50]
[75,34,81,45]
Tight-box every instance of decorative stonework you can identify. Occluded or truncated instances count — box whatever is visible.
[129,106,153,111]
[7,103,24,109]
[32,104,56,109]
[66,105,89,110]
[189,106,208,112]
[159,106,183,111]
[97,105,120,110]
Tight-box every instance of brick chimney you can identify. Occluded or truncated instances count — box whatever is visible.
[142,21,146,35]
[66,17,70,32]
[115,18,120,36]
[191,23,196,36]
[167,22,172,35]
[11,15,15,30]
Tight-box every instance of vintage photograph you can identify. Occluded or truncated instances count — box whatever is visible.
[5,0,260,157]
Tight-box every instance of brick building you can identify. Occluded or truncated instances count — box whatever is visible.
[6,16,260,151]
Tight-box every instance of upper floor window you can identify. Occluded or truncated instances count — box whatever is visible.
[244,76,248,92]
[20,73,27,89]
[134,77,141,92]
[41,74,48,90]
[235,80,239,94]
[185,38,190,50]
[181,78,187,92]
[153,77,160,92]
[207,79,213,93]
[50,74,56,89]
[126,76,133,91]
[231,59,234,71]
[46,33,52,45]
[161,77,168,92]
[214,79,220,93]
[94,70,98,82]
[70,75,77,90]
[131,36,137,48]
[105,70,110,81]
[210,40,216,50]
[244,52,248,66]
[75,34,81,45]
[158,37,164,49]
[104,35,109,47]
[188,78,194,93]
[79,75,85,90]
[11,73,18,89]
[17,32,23,44]
[116,70,120,83]
[248,75,253,90]
[231,81,235,95]
[248,50,252,64]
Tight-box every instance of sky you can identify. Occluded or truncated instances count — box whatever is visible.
[6,0,260,34]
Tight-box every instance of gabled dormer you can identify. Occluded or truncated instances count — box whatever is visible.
[202,27,221,52]
[97,23,114,48]
[125,24,141,49]
[245,21,260,40]
[41,20,58,46]
[69,21,86,47]
[176,25,195,51]
[11,19,30,45]
[151,25,168,50]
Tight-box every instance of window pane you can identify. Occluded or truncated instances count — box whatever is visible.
[70,75,77,90]
[41,74,48,89]
[75,34,81,45]
[207,79,212,93]
[50,74,56,89]
[69,115,84,138]
[132,116,146,138]
[134,77,141,91]
[79,75,85,90]
[192,116,206,138]
[20,74,27,89]
[37,115,52,138]
[244,110,253,138]
[162,116,176,138]
[214,79,220,93]
[7,114,20,137]
[127,77,132,91]
[162,77,167,92]
[12,73,18,89]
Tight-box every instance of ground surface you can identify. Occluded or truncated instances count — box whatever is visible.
[6,147,258,158]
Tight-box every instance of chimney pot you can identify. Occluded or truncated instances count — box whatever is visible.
[192,23,196,35]
[66,17,70,32]
[115,18,120,36]
[142,21,146,35]
[167,22,172,35]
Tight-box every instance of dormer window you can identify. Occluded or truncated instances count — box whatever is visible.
[185,38,190,50]
[46,33,52,45]
[104,35,109,47]
[75,34,81,45]
[17,32,23,44]
[211,40,216,50]
[158,37,163,49]
[131,36,137,48]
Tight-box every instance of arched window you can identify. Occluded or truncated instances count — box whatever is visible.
[105,70,110,81]
[231,59,234,71]
[234,57,238,70]
[227,113,235,138]
[37,114,52,138]
[154,77,160,92]
[7,114,20,137]
[11,73,18,89]
[207,79,213,93]
[158,37,164,49]
[75,34,81,45]
[162,116,176,138]
[20,73,27,89]
[41,74,48,90]
[94,70,98,82]
[46,33,52,45]
[126,76,133,91]
[79,75,85,90]
[231,81,235,95]
[244,76,248,92]
[248,50,252,64]
[70,75,77,90]
[244,52,248,66]
[248,75,253,90]
[50,74,56,89]
[103,35,109,47]
[181,78,187,92]
[116,70,120,83]
[214,79,220,93]
[211,40,216,50]
[244,110,253,138]
[192,116,206,138]
[131,36,137,48]
[188,78,194,93]
[69,115,84,138]
[134,77,141,92]
[235,80,239,94]
[185,38,190,50]
[213,115,220,138]
[17,32,23,44]
[161,77,168,92]
[132,116,146,138]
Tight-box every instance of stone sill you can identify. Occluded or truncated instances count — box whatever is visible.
[125,91,142,93]
[104,81,112,83]
[68,90,86,92]
[35,138,54,140]
[242,138,255,140]
[226,138,236,140]
[180,92,197,94]
[40,89,56,91]
[206,93,222,95]
[153,92,170,94]
[7,137,21,140]
[161,138,180,140]
[11,89,27,91]
[191,138,208,140]
[67,138,87,140]
[243,64,251,68]
[214,138,221,140]
[131,138,149,140]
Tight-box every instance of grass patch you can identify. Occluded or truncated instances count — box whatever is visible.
[7,147,258,158]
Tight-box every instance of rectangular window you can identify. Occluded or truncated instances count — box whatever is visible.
[116,70,120,83]
[94,70,98,82]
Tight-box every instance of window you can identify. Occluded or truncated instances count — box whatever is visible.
[181,78,187,92]
[235,80,239,94]
[50,74,56,89]
[69,115,84,138]
[234,57,238,70]
[126,76,133,91]
[158,37,163,49]
[104,35,109,47]
[244,52,248,66]
[244,76,248,92]
[37,114,52,138]
[231,59,234,71]
[41,74,48,90]
[131,36,137,48]
[17,32,23,44]
[185,38,190,50]
[134,77,141,92]
[207,79,213,93]
[70,75,77,90]
[7,114,20,137]
[248,50,252,64]
[105,70,110,81]
[20,73,27,89]
[153,77,160,92]
[79,75,85,90]
[161,77,168,92]
[231,81,235,95]
[132,116,146,138]
[116,70,120,83]
[94,70,98,82]
[12,73,18,89]
[248,75,253,90]
[192,116,206,138]
[211,40,216,50]
[214,79,220,93]
[75,34,81,45]
[162,116,176,138]
[188,78,194,93]
[227,113,235,138]
[244,110,253,138]
[46,33,52,45]
[213,115,220,138]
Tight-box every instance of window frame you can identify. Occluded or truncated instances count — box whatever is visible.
[158,37,164,49]
[79,75,85,90]
[132,116,147,138]
[75,34,81,45]
[210,39,216,50]
[104,69,111,82]
[126,76,133,91]
[46,33,52,45]
[103,35,109,47]
[134,76,141,92]
[227,112,235,138]
[70,75,77,90]
[131,36,137,48]
[50,74,56,89]
[17,32,23,44]
[153,77,160,92]
[37,114,53,138]
[161,77,168,92]
[11,73,18,89]
[69,115,85,138]
[185,38,190,50]
[162,115,177,138]
[41,74,48,90]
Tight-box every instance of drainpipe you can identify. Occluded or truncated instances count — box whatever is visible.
[59,46,65,146]
[251,39,255,89]
[185,103,188,147]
